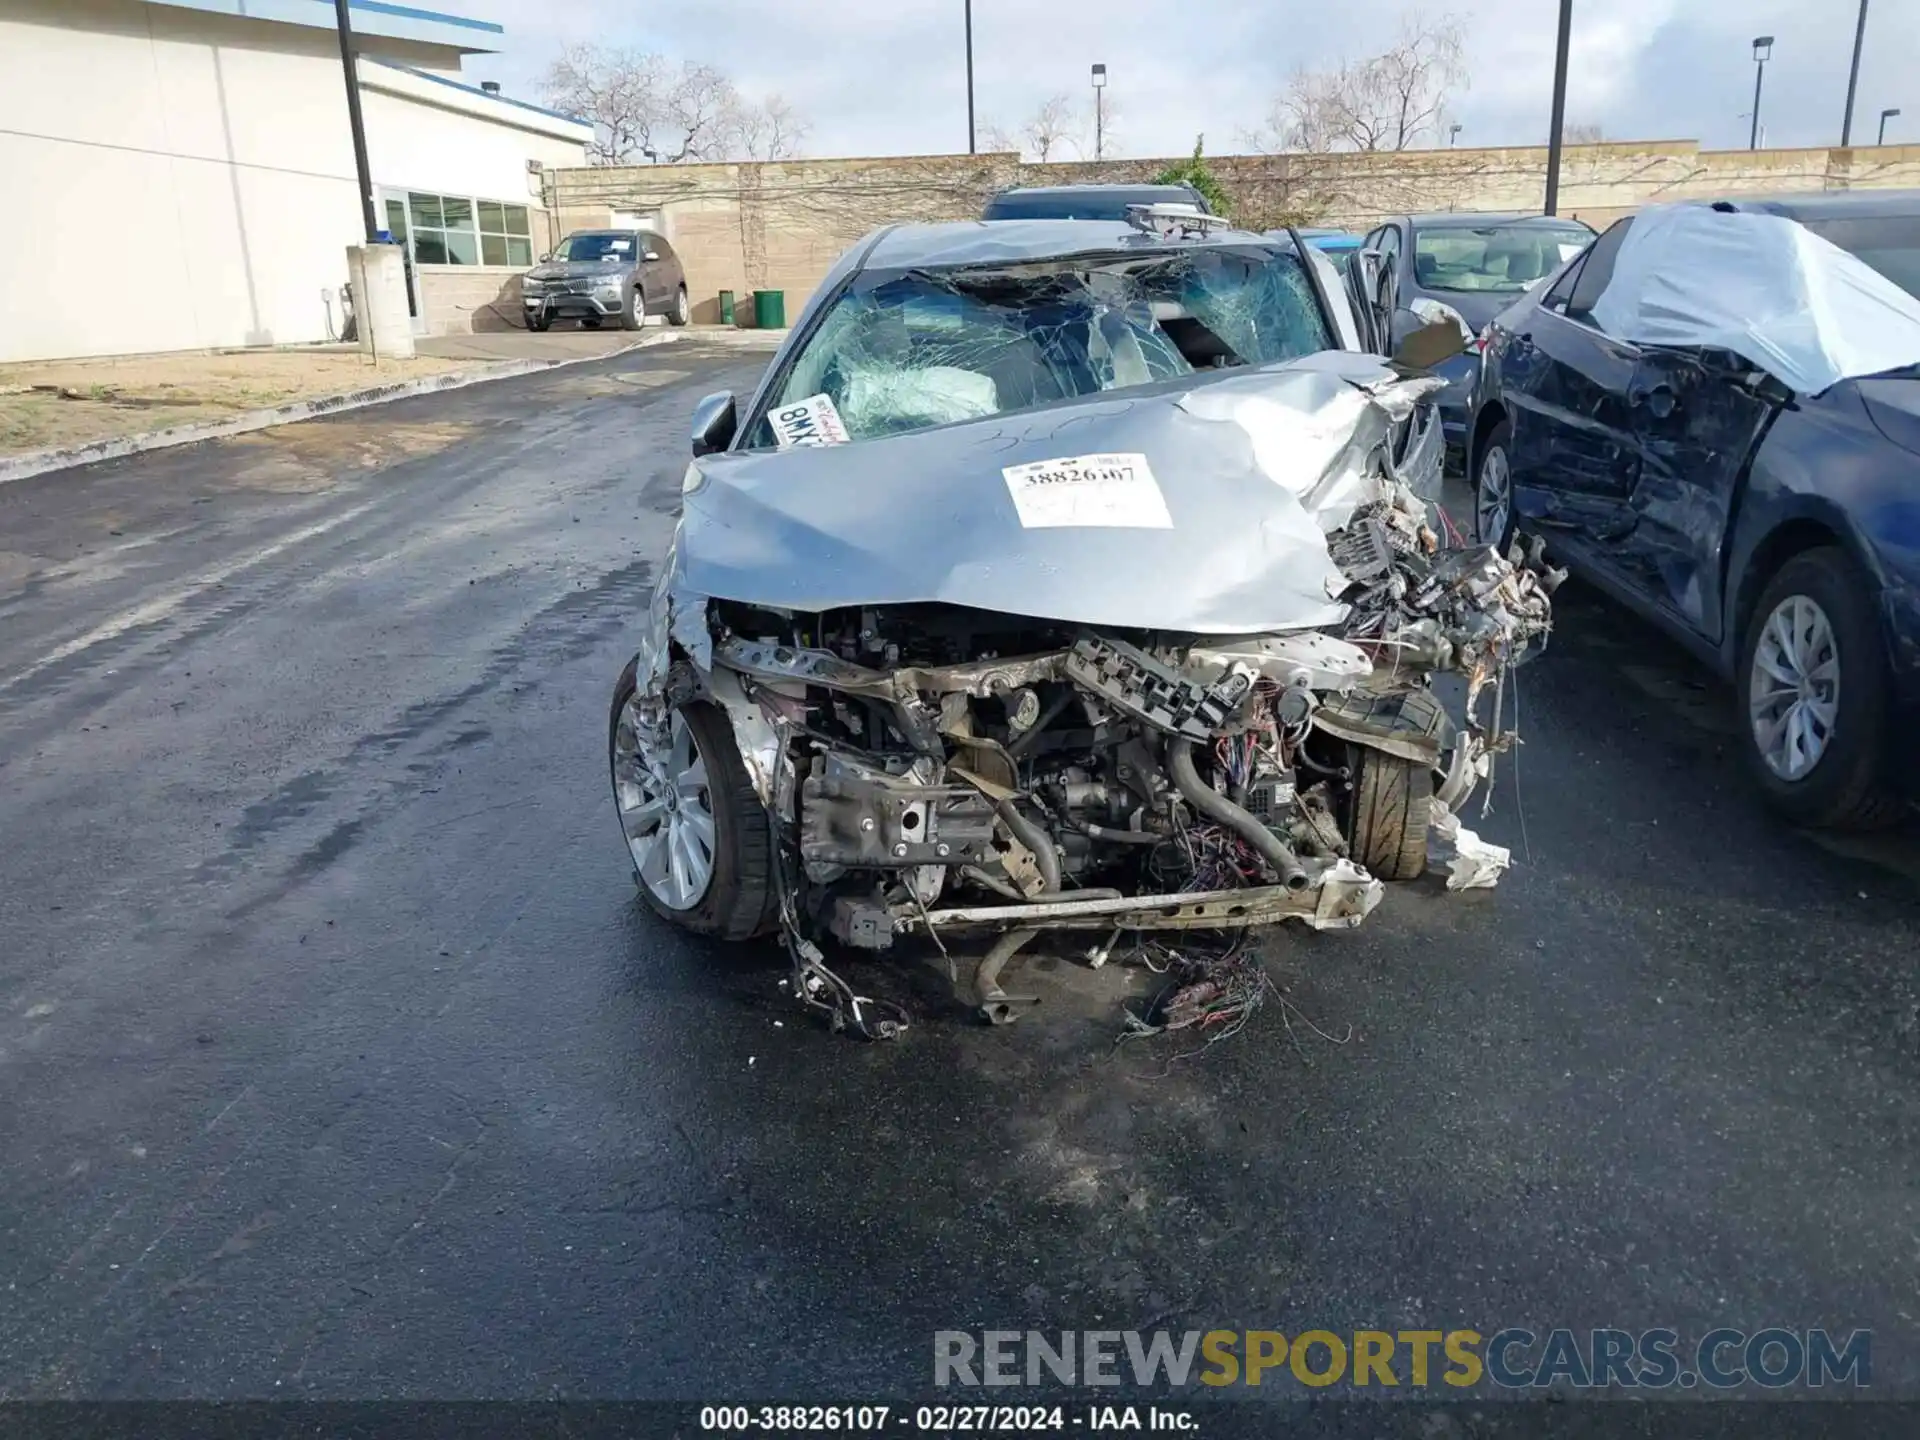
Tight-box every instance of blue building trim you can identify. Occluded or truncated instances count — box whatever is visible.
[137,0,503,52]
[363,58,589,127]
[333,0,501,35]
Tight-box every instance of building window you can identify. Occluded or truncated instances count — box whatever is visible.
[381,190,534,268]
[478,200,535,267]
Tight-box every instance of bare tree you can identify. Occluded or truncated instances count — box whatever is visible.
[728,93,810,160]
[1248,13,1469,153]
[1562,120,1606,144]
[1023,93,1083,161]
[541,45,811,164]
[977,119,1021,154]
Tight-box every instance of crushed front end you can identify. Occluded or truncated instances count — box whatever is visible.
[628,425,1550,1037]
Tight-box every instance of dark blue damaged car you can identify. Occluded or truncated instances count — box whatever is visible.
[1466,190,1920,828]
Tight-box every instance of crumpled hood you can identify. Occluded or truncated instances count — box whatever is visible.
[675,353,1442,635]
[526,259,629,281]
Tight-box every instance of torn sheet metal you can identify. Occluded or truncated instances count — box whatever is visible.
[1427,799,1511,890]
[1590,204,1920,395]
[678,353,1441,635]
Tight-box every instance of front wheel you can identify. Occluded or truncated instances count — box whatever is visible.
[608,658,778,938]
[1739,548,1904,829]
[619,285,646,331]
[1345,746,1432,881]
[527,309,552,333]
[1473,418,1515,551]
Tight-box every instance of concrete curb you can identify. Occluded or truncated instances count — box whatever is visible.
[0,332,682,487]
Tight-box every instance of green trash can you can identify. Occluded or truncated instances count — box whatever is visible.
[718,289,735,326]
[752,289,786,330]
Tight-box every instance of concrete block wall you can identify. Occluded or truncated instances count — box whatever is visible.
[416,268,527,334]
[546,141,1920,332]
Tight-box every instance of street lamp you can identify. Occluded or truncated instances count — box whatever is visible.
[1882,107,1903,145]
[964,0,976,154]
[1543,0,1573,215]
[1841,0,1869,146]
[332,0,379,242]
[1449,123,1463,146]
[1091,63,1107,161]
[1748,35,1774,151]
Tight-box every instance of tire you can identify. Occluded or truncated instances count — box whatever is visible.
[1346,745,1432,881]
[1473,417,1515,551]
[619,284,646,331]
[527,310,552,333]
[1738,547,1904,830]
[608,657,778,939]
[668,285,690,327]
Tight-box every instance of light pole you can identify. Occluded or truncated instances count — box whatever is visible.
[1543,0,1572,215]
[332,0,378,242]
[964,0,976,154]
[1091,63,1106,161]
[1449,123,1463,146]
[1748,35,1774,151]
[1842,0,1869,146]
[1882,107,1903,145]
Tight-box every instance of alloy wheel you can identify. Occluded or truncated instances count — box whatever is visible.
[1476,443,1511,546]
[612,700,716,909]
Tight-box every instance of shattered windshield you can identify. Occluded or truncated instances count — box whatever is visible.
[1415,223,1594,293]
[750,247,1333,446]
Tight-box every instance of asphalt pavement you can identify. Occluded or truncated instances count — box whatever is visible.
[2,339,1918,1413]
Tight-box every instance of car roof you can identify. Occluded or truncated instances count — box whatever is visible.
[1404,211,1593,230]
[1716,189,1920,221]
[991,183,1198,199]
[859,218,1283,271]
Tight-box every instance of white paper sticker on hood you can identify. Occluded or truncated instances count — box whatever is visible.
[1000,452,1174,530]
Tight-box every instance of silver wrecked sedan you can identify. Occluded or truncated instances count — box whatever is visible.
[609,216,1555,1036]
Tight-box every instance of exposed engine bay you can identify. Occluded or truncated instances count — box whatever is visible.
[615,349,1561,1040]
[628,431,1556,1038]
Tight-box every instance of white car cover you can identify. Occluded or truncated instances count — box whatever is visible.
[1590,202,1920,396]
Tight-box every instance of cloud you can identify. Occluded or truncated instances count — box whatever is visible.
[461,0,1920,158]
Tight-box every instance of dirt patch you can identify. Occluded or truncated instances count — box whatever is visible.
[0,350,480,457]
[217,420,481,492]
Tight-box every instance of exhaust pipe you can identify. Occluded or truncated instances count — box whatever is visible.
[1168,738,1312,892]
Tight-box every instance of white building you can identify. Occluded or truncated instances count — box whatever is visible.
[0,0,592,362]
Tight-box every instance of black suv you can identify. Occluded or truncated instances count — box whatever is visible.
[981,184,1214,221]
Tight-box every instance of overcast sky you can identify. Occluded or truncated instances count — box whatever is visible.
[462,0,1920,158]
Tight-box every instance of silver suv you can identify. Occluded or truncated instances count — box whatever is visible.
[521,230,690,332]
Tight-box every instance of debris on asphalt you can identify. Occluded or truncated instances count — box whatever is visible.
[1428,799,1513,890]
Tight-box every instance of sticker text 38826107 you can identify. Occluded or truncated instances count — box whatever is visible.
[1000,453,1173,530]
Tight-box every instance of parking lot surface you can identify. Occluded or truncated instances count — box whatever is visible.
[1,339,1917,1402]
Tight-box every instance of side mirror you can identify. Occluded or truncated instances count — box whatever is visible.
[690,391,737,457]
[644,250,662,262]
[538,252,552,263]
